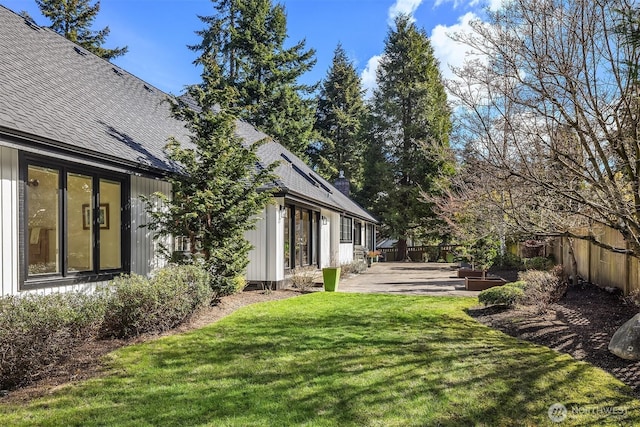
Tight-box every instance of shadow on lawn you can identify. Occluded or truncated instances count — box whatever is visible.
[468,284,640,398]
[7,294,639,426]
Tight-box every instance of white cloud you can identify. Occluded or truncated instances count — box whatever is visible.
[388,0,424,24]
[430,12,479,81]
[487,0,505,11]
[361,55,382,99]
[434,0,505,11]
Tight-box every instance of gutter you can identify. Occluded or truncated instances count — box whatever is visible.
[273,188,378,224]
[0,125,171,179]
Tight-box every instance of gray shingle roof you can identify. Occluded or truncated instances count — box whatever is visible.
[0,6,188,172]
[0,5,376,223]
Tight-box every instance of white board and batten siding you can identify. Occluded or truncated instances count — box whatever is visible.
[130,175,172,277]
[339,242,354,265]
[325,211,353,265]
[245,201,284,283]
[0,146,18,296]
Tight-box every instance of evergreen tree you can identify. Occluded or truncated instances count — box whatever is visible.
[312,44,368,190]
[363,14,453,259]
[144,55,276,296]
[35,0,127,60]
[192,0,317,158]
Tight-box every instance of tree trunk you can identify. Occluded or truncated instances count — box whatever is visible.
[397,238,409,261]
[567,237,579,287]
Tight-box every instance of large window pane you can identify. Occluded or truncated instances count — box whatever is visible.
[27,166,60,275]
[294,209,302,267]
[295,208,310,266]
[284,207,291,269]
[311,213,318,266]
[354,221,362,245]
[301,210,309,266]
[99,179,121,269]
[67,173,93,272]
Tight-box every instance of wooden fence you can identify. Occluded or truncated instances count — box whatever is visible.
[549,225,640,295]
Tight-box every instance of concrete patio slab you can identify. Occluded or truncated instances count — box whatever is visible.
[338,262,478,297]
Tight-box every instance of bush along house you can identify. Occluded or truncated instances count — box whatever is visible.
[0,5,377,295]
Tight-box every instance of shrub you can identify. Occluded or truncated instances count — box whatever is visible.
[506,280,528,290]
[518,269,567,311]
[289,266,319,291]
[494,252,523,269]
[205,265,248,302]
[232,275,247,294]
[478,283,526,307]
[100,264,211,338]
[0,292,105,390]
[523,256,554,271]
[340,260,367,277]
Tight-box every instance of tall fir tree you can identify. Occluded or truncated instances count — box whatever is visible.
[311,44,368,190]
[192,0,317,158]
[35,0,127,60]
[362,14,453,259]
[144,55,276,296]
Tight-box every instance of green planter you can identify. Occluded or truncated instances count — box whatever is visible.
[322,267,341,292]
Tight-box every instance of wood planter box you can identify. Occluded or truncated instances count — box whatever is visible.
[457,269,484,278]
[465,277,508,291]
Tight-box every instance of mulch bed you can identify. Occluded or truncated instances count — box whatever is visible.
[468,274,640,398]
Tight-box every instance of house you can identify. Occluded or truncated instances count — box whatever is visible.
[243,127,377,287]
[0,5,377,295]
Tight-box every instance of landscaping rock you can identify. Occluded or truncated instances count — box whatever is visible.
[609,313,640,360]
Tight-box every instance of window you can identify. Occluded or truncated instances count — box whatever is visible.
[295,208,310,266]
[311,212,318,266]
[366,224,375,250]
[283,207,291,269]
[340,216,352,243]
[354,220,362,246]
[23,157,128,286]
[284,205,319,269]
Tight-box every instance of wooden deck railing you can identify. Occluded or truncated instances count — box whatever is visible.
[378,245,461,262]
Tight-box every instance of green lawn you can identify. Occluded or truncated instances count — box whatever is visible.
[1,293,638,426]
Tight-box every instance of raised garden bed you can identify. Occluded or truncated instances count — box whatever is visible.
[465,277,508,291]
[457,269,484,278]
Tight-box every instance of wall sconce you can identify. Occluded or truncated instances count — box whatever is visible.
[321,215,328,225]
[279,205,288,219]
[27,179,39,187]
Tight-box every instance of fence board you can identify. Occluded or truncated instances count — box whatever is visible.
[553,225,640,294]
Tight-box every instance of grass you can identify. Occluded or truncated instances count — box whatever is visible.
[1,293,638,426]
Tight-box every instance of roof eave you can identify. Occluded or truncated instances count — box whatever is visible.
[0,125,172,178]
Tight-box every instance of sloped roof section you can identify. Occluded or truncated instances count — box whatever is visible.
[256,139,378,223]
[0,5,187,172]
[0,5,376,223]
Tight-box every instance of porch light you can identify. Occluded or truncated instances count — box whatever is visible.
[279,205,288,219]
[321,215,328,225]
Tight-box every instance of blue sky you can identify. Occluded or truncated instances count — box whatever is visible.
[1,0,500,95]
